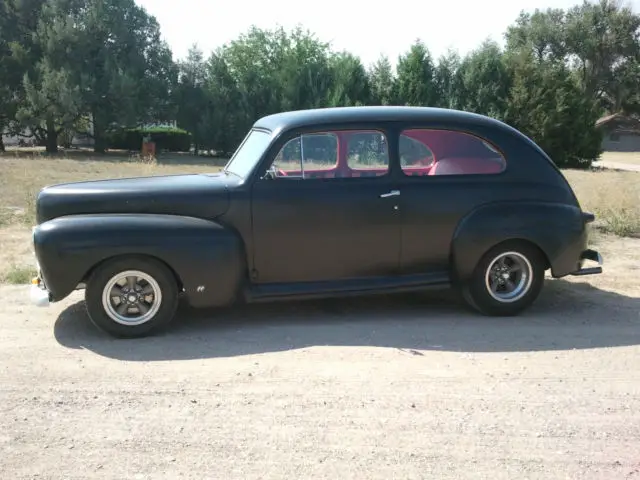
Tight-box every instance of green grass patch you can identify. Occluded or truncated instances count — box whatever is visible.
[2,265,37,285]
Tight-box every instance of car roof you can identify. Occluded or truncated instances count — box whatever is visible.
[253,106,513,133]
[252,105,558,172]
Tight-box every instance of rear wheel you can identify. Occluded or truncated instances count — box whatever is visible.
[462,241,546,316]
[85,256,179,338]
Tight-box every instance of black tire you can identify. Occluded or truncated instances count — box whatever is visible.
[461,241,546,316]
[85,256,179,338]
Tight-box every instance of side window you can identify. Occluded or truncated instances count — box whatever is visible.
[400,134,435,176]
[270,133,338,178]
[346,130,389,177]
[400,129,506,176]
[266,130,389,179]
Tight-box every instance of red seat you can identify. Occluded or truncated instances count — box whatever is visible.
[428,157,504,175]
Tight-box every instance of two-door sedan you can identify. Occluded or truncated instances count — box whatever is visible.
[30,106,603,337]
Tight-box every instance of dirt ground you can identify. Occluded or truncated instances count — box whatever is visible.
[0,234,639,479]
[599,151,640,166]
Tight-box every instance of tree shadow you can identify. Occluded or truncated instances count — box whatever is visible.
[53,279,640,361]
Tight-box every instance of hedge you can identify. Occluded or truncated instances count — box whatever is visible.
[107,126,192,152]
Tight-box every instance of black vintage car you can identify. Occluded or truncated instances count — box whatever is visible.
[30,106,603,337]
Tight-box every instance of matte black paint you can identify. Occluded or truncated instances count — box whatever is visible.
[31,106,600,309]
[33,214,246,307]
[251,176,402,283]
[248,272,450,302]
[36,172,237,224]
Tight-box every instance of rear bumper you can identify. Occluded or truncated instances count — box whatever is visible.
[569,249,603,276]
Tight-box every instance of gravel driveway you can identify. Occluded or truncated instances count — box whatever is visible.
[1,236,639,479]
[593,160,640,172]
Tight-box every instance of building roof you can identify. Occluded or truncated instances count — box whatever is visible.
[596,113,640,134]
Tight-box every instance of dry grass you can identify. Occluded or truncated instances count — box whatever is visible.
[0,148,224,226]
[0,225,37,284]
[600,151,640,165]
[563,169,640,237]
[2,265,37,284]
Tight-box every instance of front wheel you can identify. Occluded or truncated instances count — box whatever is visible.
[461,241,546,316]
[85,256,179,338]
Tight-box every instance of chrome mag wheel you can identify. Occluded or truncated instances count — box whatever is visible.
[484,251,533,303]
[101,270,162,325]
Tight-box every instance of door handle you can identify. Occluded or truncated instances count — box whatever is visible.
[380,190,400,198]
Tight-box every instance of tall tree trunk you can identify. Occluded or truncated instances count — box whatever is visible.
[0,135,5,152]
[45,117,58,154]
[92,112,106,153]
[94,131,106,153]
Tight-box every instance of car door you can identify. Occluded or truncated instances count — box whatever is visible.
[250,128,402,284]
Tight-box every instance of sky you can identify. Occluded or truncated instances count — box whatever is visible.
[135,0,640,66]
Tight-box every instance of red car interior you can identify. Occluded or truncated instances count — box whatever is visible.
[278,128,505,179]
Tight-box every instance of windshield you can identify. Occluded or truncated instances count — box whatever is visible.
[224,129,272,179]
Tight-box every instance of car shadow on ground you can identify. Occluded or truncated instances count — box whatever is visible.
[53,278,640,360]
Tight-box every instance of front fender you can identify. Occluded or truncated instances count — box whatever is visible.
[451,201,588,281]
[33,214,247,307]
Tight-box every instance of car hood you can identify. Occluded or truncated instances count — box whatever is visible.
[36,172,237,224]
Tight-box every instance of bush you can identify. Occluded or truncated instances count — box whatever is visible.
[3,265,37,285]
[505,52,602,170]
[108,126,192,152]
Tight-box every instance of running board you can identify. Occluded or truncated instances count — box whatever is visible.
[246,272,451,303]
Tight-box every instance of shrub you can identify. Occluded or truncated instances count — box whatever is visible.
[3,265,37,285]
[108,126,192,152]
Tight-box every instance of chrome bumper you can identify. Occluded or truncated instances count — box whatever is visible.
[570,249,604,276]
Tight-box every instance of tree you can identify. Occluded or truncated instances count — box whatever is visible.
[455,40,511,120]
[203,50,245,156]
[327,52,371,107]
[368,55,396,105]
[12,0,83,153]
[53,0,178,152]
[0,0,49,150]
[16,60,83,153]
[175,45,209,154]
[275,27,333,111]
[505,8,568,62]
[205,26,334,153]
[506,51,602,168]
[395,40,438,106]
[505,0,640,113]
[565,0,640,104]
[609,59,640,114]
[0,0,14,151]
[434,49,462,109]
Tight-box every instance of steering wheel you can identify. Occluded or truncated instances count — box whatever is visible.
[264,165,290,179]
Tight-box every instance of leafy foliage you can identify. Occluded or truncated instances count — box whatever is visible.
[108,126,192,152]
[455,41,511,120]
[395,40,438,107]
[505,51,602,168]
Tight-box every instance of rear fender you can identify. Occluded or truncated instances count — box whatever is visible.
[33,214,247,307]
[451,201,588,281]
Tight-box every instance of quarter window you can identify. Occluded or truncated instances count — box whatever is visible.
[399,129,506,176]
